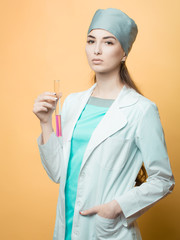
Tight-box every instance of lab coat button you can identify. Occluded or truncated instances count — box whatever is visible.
[81,172,85,177]
[74,223,78,228]
[74,230,79,236]
[77,200,81,206]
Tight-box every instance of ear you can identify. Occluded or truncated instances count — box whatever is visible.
[121,53,127,62]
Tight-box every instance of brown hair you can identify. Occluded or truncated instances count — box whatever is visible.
[92,61,148,186]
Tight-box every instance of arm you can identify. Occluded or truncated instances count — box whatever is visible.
[37,94,70,183]
[40,120,53,145]
[114,102,175,226]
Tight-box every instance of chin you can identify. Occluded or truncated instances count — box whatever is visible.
[91,66,107,72]
[93,67,114,74]
[93,69,107,74]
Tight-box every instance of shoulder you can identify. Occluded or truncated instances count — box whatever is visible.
[127,90,164,138]
[133,89,159,115]
[130,91,162,131]
[125,88,161,126]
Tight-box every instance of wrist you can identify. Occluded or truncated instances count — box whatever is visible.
[40,121,54,145]
[40,121,54,134]
[113,200,122,215]
[40,120,52,128]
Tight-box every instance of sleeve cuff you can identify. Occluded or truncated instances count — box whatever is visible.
[37,131,63,151]
[114,190,140,227]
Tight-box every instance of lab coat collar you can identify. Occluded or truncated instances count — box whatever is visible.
[86,82,140,108]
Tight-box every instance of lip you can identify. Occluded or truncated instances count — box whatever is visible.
[92,59,103,64]
[92,58,103,61]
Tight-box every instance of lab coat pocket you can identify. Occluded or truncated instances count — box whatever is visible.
[95,213,122,239]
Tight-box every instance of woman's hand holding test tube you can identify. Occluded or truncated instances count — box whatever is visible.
[33,91,62,144]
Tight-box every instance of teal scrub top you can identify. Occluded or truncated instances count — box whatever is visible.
[64,96,114,240]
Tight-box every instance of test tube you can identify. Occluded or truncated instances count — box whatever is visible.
[54,80,62,137]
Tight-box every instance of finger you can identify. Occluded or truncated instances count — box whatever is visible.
[37,92,56,100]
[55,92,63,99]
[41,102,56,110]
[35,96,56,103]
[37,96,58,103]
[33,102,55,113]
[33,106,48,114]
[43,91,56,96]
[80,205,100,216]
[40,106,48,112]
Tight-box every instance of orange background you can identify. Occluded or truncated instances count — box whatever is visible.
[0,0,179,239]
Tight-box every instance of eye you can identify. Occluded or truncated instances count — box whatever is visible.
[105,41,113,45]
[87,40,94,44]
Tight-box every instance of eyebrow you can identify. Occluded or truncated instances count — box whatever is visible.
[87,35,116,40]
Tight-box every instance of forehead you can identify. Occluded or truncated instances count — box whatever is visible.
[87,28,117,39]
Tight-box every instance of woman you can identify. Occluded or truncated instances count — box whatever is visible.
[33,8,175,240]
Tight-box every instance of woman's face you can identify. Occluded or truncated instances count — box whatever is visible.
[85,29,126,73]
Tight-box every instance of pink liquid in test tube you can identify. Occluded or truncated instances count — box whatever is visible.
[54,80,62,137]
[55,115,62,137]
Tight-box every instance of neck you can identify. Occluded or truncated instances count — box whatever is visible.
[91,70,125,99]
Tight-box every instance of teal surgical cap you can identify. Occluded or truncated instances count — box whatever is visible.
[87,8,138,56]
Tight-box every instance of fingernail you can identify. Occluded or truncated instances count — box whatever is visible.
[79,211,83,215]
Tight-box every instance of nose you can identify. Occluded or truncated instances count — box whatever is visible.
[94,43,102,55]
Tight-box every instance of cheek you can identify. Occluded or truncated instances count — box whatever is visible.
[85,48,92,60]
[106,50,122,65]
[85,44,93,54]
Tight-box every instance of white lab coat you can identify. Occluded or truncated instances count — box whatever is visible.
[37,83,175,240]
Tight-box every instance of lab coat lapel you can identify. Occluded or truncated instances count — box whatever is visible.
[79,84,140,172]
[63,83,97,143]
